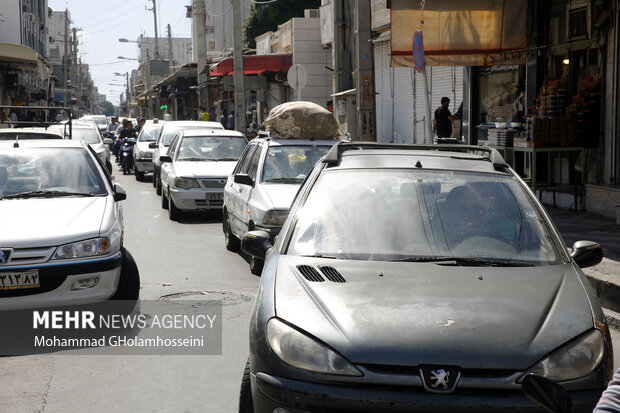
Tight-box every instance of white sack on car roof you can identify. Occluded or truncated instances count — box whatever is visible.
[263,101,340,139]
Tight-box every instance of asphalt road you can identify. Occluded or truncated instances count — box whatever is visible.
[1,168,260,413]
[1,166,620,412]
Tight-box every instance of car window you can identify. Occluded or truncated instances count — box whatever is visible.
[176,136,247,161]
[247,146,262,180]
[287,169,562,266]
[70,128,101,144]
[167,134,182,159]
[236,144,258,175]
[0,148,107,198]
[138,125,163,142]
[261,145,331,183]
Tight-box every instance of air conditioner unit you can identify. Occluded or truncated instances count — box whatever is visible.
[305,9,320,19]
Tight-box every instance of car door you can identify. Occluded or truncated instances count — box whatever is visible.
[229,143,261,237]
[161,133,181,196]
[225,143,255,228]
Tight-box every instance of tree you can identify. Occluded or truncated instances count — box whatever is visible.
[100,101,115,117]
[243,0,321,48]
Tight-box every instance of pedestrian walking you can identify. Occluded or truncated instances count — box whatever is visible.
[434,97,453,138]
[200,106,210,121]
[227,111,234,130]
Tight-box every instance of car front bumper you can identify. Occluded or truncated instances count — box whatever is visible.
[0,254,122,310]
[170,188,223,211]
[251,372,602,413]
[134,158,153,173]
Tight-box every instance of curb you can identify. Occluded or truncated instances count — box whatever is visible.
[586,273,620,325]
[604,308,620,331]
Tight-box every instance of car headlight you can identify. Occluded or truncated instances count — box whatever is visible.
[52,237,114,259]
[267,318,362,376]
[174,178,200,189]
[134,149,144,158]
[262,209,290,227]
[524,329,605,381]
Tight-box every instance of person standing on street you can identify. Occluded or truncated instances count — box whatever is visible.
[434,97,453,139]
[227,111,234,130]
[220,111,226,127]
[200,106,210,121]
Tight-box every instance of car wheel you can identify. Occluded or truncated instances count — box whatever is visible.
[152,170,157,188]
[249,256,263,276]
[238,358,253,413]
[223,212,240,251]
[135,169,144,181]
[161,187,168,210]
[111,247,140,302]
[156,175,162,195]
[122,160,129,175]
[168,195,181,221]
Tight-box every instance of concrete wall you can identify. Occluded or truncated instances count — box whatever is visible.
[586,184,620,219]
[291,17,331,108]
[0,2,21,44]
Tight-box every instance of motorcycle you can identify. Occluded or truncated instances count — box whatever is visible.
[119,137,137,175]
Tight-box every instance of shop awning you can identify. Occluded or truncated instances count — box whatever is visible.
[209,54,292,76]
[0,42,52,80]
[390,0,527,67]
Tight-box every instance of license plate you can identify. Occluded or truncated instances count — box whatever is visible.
[207,193,223,201]
[0,270,40,290]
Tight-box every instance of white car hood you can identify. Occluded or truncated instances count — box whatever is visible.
[174,161,237,178]
[136,142,154,153]
[0,198,106,247]
[261,184,301,209]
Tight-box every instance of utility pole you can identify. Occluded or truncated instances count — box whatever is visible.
[354,0,375,141]
[150,0,160,58]
[63,9,69,108]
[195,0,207,108]
[146,49,152,118]
[232,0,246,132]
[167,24,174,74]
[72,27,79,114]
[125,72,130,116]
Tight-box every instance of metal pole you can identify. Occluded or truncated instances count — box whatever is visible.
[167,24,174,74]
[151,0,160,58]
[126,72,130,116]
[63,9,69,108]
[422,66,433,144]
[195,0,207,108]
[232,0,246,132]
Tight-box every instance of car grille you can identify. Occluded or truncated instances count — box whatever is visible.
[0,247,56,266]
[200,179,227,189]
[194,200,224,208]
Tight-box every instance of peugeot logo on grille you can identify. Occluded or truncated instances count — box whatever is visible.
[0,249,12,264]
[419,366,461,394]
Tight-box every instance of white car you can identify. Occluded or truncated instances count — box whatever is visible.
[0,139,138,309]
[50,121,114,173]
[0,128,64,140]
[133,121,164,181]
[223,137,339,274]
[151,120,224,195]
[159,129,248,220]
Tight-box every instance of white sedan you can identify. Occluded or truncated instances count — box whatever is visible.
[159,129,248,220]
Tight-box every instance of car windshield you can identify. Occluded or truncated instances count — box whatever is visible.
[0,132,61,140]
[138,125,163,142]
[261,145,331,183]
[70,128,101,144]
[287,169,563,266]
[0,148,108,199]
[161,124,221,146]
[83,116,107,126]
[176,136,246,161]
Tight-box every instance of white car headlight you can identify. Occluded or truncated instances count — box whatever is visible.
[174,178,200,190]
[53,237,114,259]
[267,318,362,376]
[263,209,290,227]
[524,329,605,381]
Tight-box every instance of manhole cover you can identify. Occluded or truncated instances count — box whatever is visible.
[158,290,255,306]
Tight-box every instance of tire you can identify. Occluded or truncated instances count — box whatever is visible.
[168,195,182,221]
[223,212,240,251]
[156,174,162,195]
[161,187,168,210]
[135,169,144,181]
[111,248,140,301]
[249,256,263,276]
[238,359,253,413]
[152,170,157,188]
[122,159,129,175]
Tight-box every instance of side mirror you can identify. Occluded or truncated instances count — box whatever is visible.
[234,173,254,187]
[571,240,603,268]
[159,155,173,163]
[113,183,127,202]
[241,230,272,260]
[103,138,113,145]
[521,374,572,413]
[148,142,157,149]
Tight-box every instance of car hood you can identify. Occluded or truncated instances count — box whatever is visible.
[136,142,154,152]
[173,161,237,178]
[260,184,301,209]
[274,257,593,370]
[0,197,107,247]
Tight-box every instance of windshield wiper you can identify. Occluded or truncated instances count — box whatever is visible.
[2,190,98,199]
[300,254,341,260]
[215,158,239,161]
[390,256,534,267]
[179,157,206,161]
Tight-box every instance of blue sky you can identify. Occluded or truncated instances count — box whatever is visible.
[48,0,193,105]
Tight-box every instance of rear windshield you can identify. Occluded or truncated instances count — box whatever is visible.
[138,125,163,142]
[0,132,61,140]
[70,128,101,144]
[176,136,247,161]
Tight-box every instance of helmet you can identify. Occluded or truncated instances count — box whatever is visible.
[137,117,145,123]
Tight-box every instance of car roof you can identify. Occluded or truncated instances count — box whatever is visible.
[0,128,64,135]
[251,137,341,146]
[180,128,245,138]
[163,120,224,130]
[322,143,509,174]
[0,139,86,149]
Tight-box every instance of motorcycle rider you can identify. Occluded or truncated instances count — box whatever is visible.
[115,120,137,164]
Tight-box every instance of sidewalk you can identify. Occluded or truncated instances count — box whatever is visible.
[545,206,620,328]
